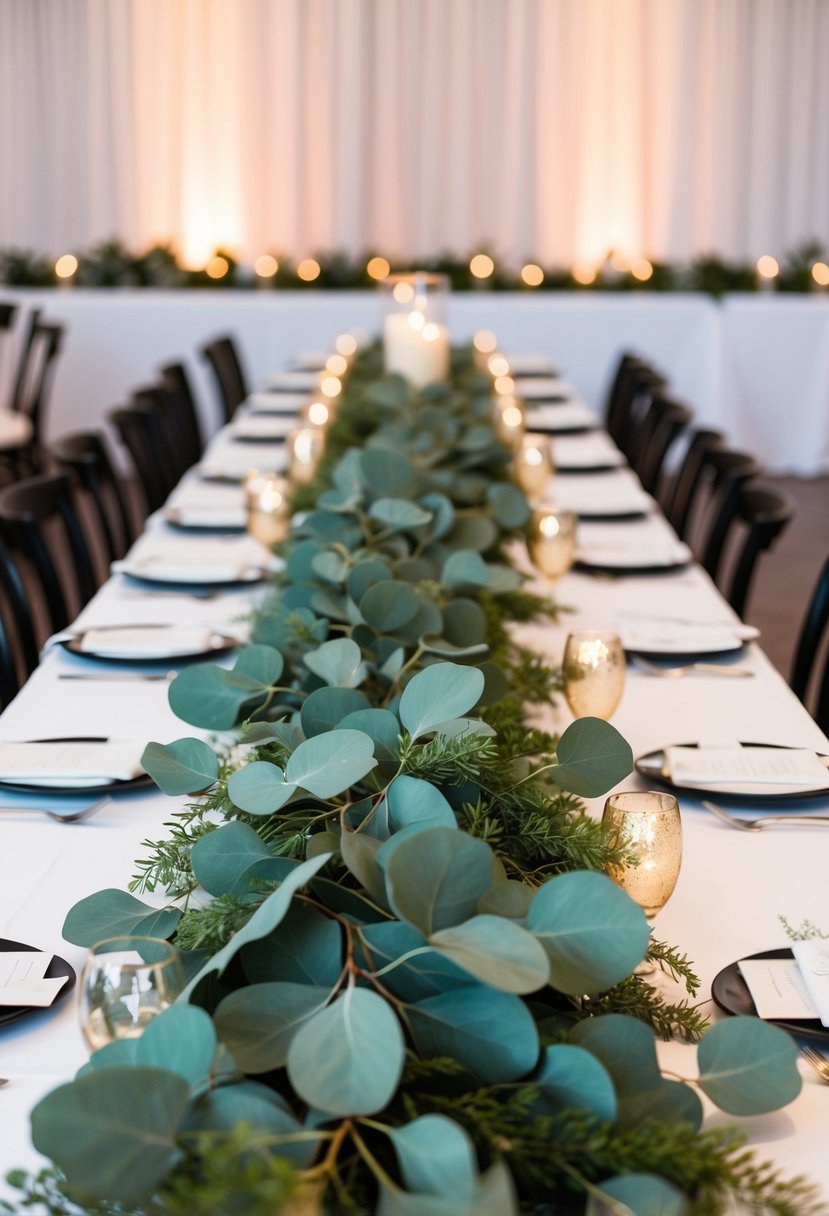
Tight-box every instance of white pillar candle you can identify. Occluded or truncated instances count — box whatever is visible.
[383,311,450,388]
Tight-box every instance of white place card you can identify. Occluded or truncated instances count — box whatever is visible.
[667,745,829,787]
[0,740,144,785]
[80,626,216,658]
[738,958,819,1020]
[792,940,829,1027]
[0,953,69,1007]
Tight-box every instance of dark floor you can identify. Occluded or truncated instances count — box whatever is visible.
[745,477,829,678]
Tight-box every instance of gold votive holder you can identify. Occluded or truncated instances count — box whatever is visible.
[513,432,554,499]
[472,329,498,371]
[527,504,577,580]
[492,395,526,447]
[244,470,292,547]
[287,426,325,484]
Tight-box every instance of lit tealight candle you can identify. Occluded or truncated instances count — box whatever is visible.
[318,373,343,400]
[487,353,511,379]
[301,399,334,428]
[244,470,291,547]
[492,396,526,447]
[287,427,325,484]
[513,433,554,498]
[756,254,779,292]
[527,505,578,580]
[55,253,78,288]
[812,262,829,292]
[383,309,450,388]
[472,329,498,370]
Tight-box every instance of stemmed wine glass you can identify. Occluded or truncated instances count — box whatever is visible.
[78,936,185,1052]
[601,791,683,973]
[562,630,626,719]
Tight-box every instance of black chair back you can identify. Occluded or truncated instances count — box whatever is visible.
[160,362,204,465]
[791,554,829,736]
[696,449,762,582]
[110,401,172,515]
[0,535,39,707]
[200,335,249,423]
[631,394,692,495]
[661,427,725,540]
[51,430,137,564]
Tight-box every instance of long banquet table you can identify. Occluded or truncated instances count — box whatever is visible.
[1,358,829,1204]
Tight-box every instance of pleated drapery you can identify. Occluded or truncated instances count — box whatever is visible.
[1,0,828,269]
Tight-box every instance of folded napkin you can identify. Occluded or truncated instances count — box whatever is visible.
[114,555,266,583]
[113,535,278,584]
[0,952,69,1007]
[198,450,288,481]
[666,745,829,787]
[525,403,598,432]
[166,505,247,529]
[618,615,759,654]
[0,740,144,786]
[515,377,575,401]
[245,391,309,415]
[792,940,829,1027]
[505,354,561,377]
[264,371,320,393]
[231,416,294,441]
[553,433,626,470]
[576,539,690,568]
[79,626,217,658]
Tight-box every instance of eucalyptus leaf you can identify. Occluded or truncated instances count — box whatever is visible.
[339,707,401,758]
[241,900,343,986]
[214,981,329,1072]
[141,737,219,795]
[399,662,484,740]
[387,1114,477,1200]
[63,889,181,948]
[358,921,471,1002]
[360,447,419,498]
[446,516,499,553]
[360,580,421,632]
[532,1044,617,1122]
[300,685,371,736]
[429,915,549,993]
[287,986,405,1115]
[590,1173,688,1216]
[526,871,650,994]
[31,1068,189,1205]
[442,597,488,646]
[186,1080,317,1168]
[310,550,350,584]
[478,880,534,919]
[442,550,489,591]
[378,1160,518,1216]
[341,828,389,905]
[232,644,285,685]
[408,987,539,1083]
[384,774,457,832]
[346,558,393,602]
[227,760,297,816]
[385,826,494,935]
[168,665,266,730]
[369,498,434,530]
[418,492,455,540]
[304,637,368,688]
[285,729,377,797]
[191,820,296,896]
[552,717,634,798]
[696,1017,801,1114]
[487,482,531,529]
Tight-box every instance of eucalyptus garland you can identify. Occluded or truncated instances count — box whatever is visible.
[7,348,818,1216]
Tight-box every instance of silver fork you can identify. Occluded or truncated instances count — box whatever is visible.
[701,800,829,831]
[801,1045,829,1082]
[631,656,753,679]
[0,795,113,824]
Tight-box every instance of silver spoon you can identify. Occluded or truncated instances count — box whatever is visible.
[701,799,829,831]
[0,795,114,824]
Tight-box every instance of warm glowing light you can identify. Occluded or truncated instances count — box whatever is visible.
[393,281,415,304]
[407,310,426,332]
[335,333,358,357]
[254,254,278,278]
[473,330,498,354]
[206,255,229,279]
[320,374,342,398]
[812,262,829,286]
[631,258,653,282]
[572,264,597,285]
[297,258,321,282]
[487,354,511,378]
[469,253,495,279]
[305,400,331,427]
[326,354,348,376]
[609,250,630,273]
[422,323,441,342]
[55,254,78,279]
[756,254,779,279]
[502,405,524,430]
[366,256,391,280]
[521,263,544,287]
[494,375,515,395]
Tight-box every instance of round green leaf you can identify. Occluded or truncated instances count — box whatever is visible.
[533,1044,617,1122]
[385,827,494,935]
[285,729,377,797]
[430,915,549,994]
[442,598,488,646]
[360,580,421,632]
[696,1017,801,1114]
[478,880,534,919]
[360,448,419,498]
[241,900,343,987]
[227,760,297,816]
[168,665,265,730]
[552,717,634,798]
[304,637,368,688]
[527,872,650,994]
[369,498,434,530]
[287,987,405,1115]
[408,987,539,1084]
[487,483,531,529]
[31,1068,189,1205]
[446,516,499,553]
[388,1114,477,1200]
[385,774,457,832]
[300,685,371,736]
[359,921,470,1002]
[141,737,218,795]
[339,708,401,758]
[346,557,393,602]
[399,662,484,740]
[442,550,489,590]
[63,888,180,948]
[187,1080,316,1168]
[131,1005,216,1087]
[419,492,455,540]
[191,820,296,895]
[233,644,285,684]
[311,550,350,584]
[215,981,328,1072]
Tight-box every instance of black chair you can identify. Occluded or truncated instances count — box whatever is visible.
[110,399,175,515]
[660,427,725,540]
[791,554,829,736]
[0,472,98,636]
[702,480,794,618]
[629,393,692,495]
[0,316,65,475]
[160,361,204,465]
[612,364,667,463]
[50,430,137,565]
[0,535,40,707]
[200,335,250,424]
[132,384,190,488]
[695,449,762,582]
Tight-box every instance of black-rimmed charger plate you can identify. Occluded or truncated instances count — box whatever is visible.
[635,740,829,803]
[574,556,691,577]
[575,509,650,523]
[0,736,153,797]
[625,640,746,663]
[556,462,627,476]
[60,627,238,665]
[712,947,828,1043]
[531,422,597,436]
[0,938,76,1029]
[162,507,247,535]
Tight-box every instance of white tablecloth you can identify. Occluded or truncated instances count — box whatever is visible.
[1,383,829,1204]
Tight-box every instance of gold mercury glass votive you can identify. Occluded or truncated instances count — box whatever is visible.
[492,395,526,447]
[514,432,554,498]
[527,505,577,579]
[244,470,292,547]
[287,427,325,484]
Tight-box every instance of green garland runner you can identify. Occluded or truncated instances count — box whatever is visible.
[4,346,820,1216]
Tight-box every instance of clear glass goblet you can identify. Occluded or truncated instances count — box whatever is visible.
[562,629,626,719]
[514,432,554,499]
[78,936,185,1052]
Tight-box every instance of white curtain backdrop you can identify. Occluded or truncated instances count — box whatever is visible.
[1,0,828,269]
